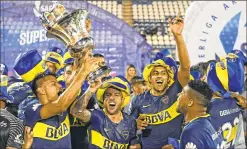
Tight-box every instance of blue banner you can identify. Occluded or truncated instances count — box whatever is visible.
[0,1,152,76]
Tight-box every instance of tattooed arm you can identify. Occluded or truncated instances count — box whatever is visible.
[70,79,102,123]
[70,89,94,122]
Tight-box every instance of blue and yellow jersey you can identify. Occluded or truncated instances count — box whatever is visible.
[129,81,183,149]
[208,97,242,149]
[88,109,139,149]
[180,116,223,149]
[25,99,71,149]
[69,96,99,149]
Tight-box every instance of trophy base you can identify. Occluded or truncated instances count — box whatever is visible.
[88,66,112,83]
[68,37,94,59]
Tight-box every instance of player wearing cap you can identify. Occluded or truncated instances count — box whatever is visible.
[70,76,140,149]
[13,50,99,149]
[127,15,191,148]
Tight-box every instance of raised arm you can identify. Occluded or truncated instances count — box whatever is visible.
[70,78,102,123]
[169,13,191,87]
[40,57,99,119]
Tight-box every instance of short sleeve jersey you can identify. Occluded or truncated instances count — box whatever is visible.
[180,116,223,149]
[129,81,184,149]
[25,99,71,149]
[88,109,139,149]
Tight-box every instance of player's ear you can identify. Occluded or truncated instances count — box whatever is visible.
[188,99,193,107]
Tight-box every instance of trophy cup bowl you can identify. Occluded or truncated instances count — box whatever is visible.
[41,7,93,59]
[40,4,111,82]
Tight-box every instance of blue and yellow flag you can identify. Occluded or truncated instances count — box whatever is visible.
[207,56,245,97]
[14,50,48,86]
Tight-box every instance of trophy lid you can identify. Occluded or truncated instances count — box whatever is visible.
[41,4,91,48]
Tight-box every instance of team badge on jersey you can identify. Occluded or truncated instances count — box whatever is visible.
[161,95,169,104]
[121,131,129,140]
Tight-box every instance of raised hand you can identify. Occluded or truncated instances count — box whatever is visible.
[137,115,148,130]
[89,78,103,93]
[231,93,247,109]
[81,57,99,76]
[22,126,33,149]
[168,12,184,36]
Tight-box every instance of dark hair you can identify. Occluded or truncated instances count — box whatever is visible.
[31,73,56,96]
[197,60,216,75]
[128,64,136,69]
[188,80,213,106]
[190,64,205,77]
[93,53,104,58]
[130,76,144,85]
[5,104,19,117]
[176,61,180,66]
[0,115,10,149]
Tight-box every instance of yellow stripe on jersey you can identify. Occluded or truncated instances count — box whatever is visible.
[90,130,128,149]
[139,101,180,125]
[33,115,70,141]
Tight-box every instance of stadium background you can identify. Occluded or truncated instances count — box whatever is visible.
[0,0,191,77]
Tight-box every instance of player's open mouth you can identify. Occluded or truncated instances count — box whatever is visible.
[156,80,163,85]
[109,102,116,107]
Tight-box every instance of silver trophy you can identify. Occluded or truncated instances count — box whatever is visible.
[40,4,93,59]
[40,3,111,82]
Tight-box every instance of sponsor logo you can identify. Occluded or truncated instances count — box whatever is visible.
[14,134,24,144]
[32,103,41,111]
[33,1,58,17]
[45,122,69,139]
[104,128,112,132]
[185,142,197,149]
[142,104,151,108]
[219,107,240,116]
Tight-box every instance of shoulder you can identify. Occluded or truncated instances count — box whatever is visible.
[183,119,208,136]
[90,109,105,121]
[167,80,183,94]
[24,100,43,127]
[123,112,136,123]
[132,91,151,105]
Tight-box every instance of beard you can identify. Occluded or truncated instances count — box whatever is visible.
[153,83,168,93]
[105,104,122,115]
